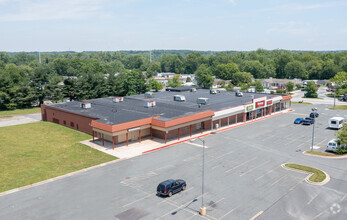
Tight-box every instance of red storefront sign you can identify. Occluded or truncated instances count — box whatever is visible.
[267,100,273,105]
[255,100,265,108]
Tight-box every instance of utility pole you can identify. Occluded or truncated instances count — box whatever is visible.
[150,50,152,63]
[38,51,41,64]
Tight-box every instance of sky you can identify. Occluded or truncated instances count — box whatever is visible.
[0,0,346,52]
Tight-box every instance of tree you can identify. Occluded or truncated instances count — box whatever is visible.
[305,81,318,98]
[186,77,192,82]
[285,81,295,92]
[147,61,161,75]
[336,124,347,145]
[225,83,234,91]
[215,63,239,80]
[242,60,264,78]
[284,61,307,79]
[255,81,264,92]
[160,54,184,74]
[168,75,182,87]
[274,53,293,78]
[184,52,203,74]
[330,71,347,95]
[195,64,214,89]
[150,80,163,92]
[231,72,253,85]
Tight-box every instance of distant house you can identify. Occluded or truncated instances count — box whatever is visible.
[156,72,176,78]
[261,78,302,89]
[303,80,329,86]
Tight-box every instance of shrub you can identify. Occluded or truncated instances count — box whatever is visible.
[335,146,347,155]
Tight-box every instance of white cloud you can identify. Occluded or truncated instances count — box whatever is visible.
[227,0,236,5]
[0,0,109,22]
[249,1,347,15]
[267,21,311,36]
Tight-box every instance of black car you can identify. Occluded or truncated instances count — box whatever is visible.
[302,117,315,125]
[310,112,319,118]
[157,179,186,197]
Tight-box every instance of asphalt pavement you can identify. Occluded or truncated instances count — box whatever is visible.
[0,104,346,220]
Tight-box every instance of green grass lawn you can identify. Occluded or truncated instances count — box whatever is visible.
[329,105,347,110]
[305,151,340,157]
[291,101,313,105]
[0,107,41,117]
[0,122,117,192]
[285,163,326,182]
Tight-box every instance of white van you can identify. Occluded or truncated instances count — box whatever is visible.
[327,139,345,152]
[329,117,345,129]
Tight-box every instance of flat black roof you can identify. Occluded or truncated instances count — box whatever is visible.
[49,89,282,125]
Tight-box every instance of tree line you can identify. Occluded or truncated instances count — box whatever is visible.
[0,49,346,110]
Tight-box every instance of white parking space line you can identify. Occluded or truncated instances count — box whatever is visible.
[255,166,281,181]
[186,142,209,148]
[307,193,319,205]
[225,157,258,173]
[271,174,288,186]
[156,187,195,205]
[206,151,234,164]
[315,138,327,146]
[206,197,225,209]
[240,160,270,177]
[157,193,209,219]
[289,112,307,116]
[250,211,264,220]
[122,193,156,207]
[184,154,202,162]
[218,206,239,220]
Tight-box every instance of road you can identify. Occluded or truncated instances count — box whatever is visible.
[0,113,41,127]
[0,104,346,219]
[291,87,347,105]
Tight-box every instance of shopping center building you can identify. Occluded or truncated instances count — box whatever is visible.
[41,87,291,149]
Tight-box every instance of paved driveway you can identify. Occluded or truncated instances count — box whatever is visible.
[0,113,41,127]
[0,105,346,219]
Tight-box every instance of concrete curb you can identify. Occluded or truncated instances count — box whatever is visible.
[281,163,330,186]
[142,109,293,154]
[303,151,347,159]
[0,159,123,197]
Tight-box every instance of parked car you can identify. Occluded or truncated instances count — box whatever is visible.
[157,179,186,197]
[310,112,319,118]
[327,139,346,152]
[302,117,315,125]
[294,118,304,124]
[329,117,345,129]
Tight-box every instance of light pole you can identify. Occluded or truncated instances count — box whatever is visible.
[311,107,318,151]
[190,137,206,216]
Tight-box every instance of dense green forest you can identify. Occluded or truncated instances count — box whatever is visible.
[0,49,346,110]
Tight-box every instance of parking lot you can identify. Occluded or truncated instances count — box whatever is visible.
[0,104,346,220]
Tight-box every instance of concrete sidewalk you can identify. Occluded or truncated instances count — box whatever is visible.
[0,113,41,127]
[82,109,292,159]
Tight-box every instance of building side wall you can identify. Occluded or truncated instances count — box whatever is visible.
[42,105,95,135]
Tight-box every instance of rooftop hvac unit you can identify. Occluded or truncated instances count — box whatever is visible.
[144,92,154,98]
[144,101,156,108]
[112,97,124,102]
[80,102,91,109]
[197,97,209,105]
[173,95,186,102]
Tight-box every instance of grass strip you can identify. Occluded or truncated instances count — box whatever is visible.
[0,107,41,117]
[329,105,347,110]
[291,101,313,105]
[285,163,326,182]
[305,151,340,157]
[0,121,117,192]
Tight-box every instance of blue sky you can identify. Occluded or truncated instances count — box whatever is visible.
[0,0,346,51]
